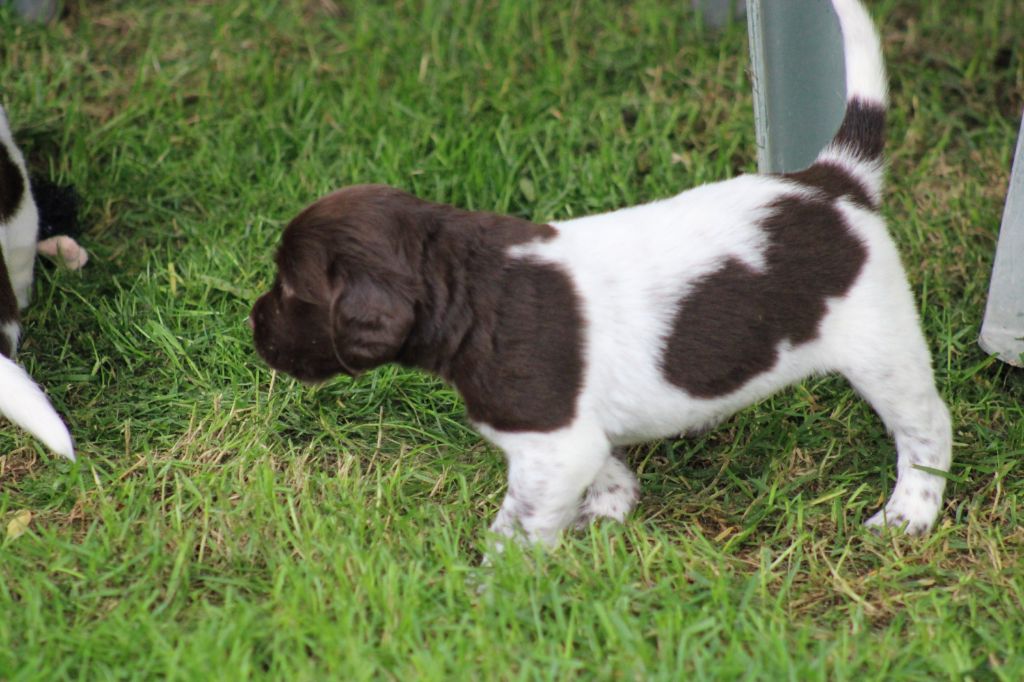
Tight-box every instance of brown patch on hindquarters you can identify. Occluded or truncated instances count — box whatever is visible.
[779,99,886,209]
[661,194,867,398]
[784,161,876,210]
[251,184,585,433]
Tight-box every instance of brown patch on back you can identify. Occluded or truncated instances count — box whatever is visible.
[661,195,867,398]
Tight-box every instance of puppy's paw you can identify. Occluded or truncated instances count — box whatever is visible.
[38,235,89,270]
[864,489,941,536]
[575,458,639,529]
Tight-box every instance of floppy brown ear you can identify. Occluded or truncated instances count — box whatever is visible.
[330,274,415,371]
[275,235,333,305]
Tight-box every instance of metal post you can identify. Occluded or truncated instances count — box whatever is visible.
[745,0,846,173]
[692,0,746,29]
[979,114,1024,366]
[0,0,59,22]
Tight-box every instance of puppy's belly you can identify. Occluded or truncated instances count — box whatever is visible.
[592,337,830,446]
[601,394,731,446]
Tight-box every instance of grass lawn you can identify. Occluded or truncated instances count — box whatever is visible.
[2,0,1023,678]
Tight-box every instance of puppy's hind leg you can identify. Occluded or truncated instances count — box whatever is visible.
[837,322,952,535]
[485,418,612,549]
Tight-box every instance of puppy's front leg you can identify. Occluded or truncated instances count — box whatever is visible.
[483,418,611,549]
[575,450,640,529]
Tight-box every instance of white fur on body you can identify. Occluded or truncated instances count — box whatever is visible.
[478,0,950,547]
[0,105,75,460]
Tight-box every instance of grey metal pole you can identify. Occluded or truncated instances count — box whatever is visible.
[979,114,1024,367]
[1,0,59,22]
[692,0,746,28]
[745,0,846,173]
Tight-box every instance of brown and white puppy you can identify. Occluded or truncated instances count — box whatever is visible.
[252,0,951,547]
[0,104,74,460]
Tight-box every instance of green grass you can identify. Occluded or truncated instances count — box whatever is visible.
[1,0,1022,678]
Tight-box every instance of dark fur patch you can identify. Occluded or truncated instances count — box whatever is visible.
[833,98,886,162]
[0,141,26,222]
[31,174,82,240]
[0,254,19,358]
[445,259,583,432]
[783,161,876,210]
[661,195,867,398]
[252,185,584,432]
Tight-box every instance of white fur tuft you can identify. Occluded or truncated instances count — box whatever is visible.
[831,0,888,106]
[0,354,75,460]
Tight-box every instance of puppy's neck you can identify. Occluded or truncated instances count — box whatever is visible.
[394,198,556,380]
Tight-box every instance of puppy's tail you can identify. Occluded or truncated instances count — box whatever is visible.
[0,354,75,460]
[814,0,888,203]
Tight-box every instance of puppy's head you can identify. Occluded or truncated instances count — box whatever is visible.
[251,185,419,382]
